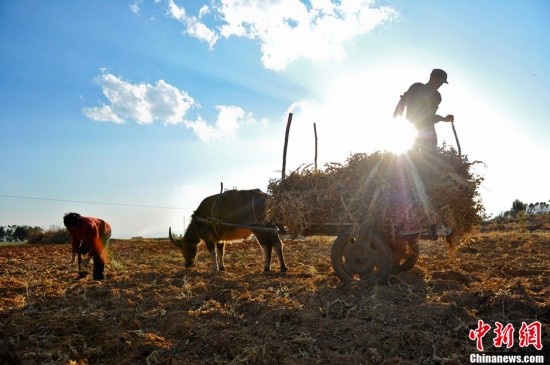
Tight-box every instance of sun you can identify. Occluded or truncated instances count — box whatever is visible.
[285,66,425,165]
[309,67,421,157]
[384,117,417,155]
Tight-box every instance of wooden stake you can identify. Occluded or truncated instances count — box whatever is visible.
[282,113,293,180]
[313,123,318,172]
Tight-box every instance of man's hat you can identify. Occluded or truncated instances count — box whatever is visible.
[431,69,448,84]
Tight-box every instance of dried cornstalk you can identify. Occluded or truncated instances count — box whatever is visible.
[267,146,484,246]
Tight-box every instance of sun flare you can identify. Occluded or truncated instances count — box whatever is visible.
[384,117,417,155]
[285,67,425,169]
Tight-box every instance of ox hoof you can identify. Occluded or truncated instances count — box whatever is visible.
[280,266,288,272]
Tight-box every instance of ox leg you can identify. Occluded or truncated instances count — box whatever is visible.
[255,232,288,273]
[262,242,273,272]
[204,240,219,271]
[252,232,271,272]
[272,235,288,272]
[216,242,226,271]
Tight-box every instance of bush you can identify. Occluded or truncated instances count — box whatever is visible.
[27,227,45,244]
[40,226,71,245]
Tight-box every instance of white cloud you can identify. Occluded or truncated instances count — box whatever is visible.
[215,105,244,137]
[83,71,265,141]
[82,71,196,125]
[198,5,210,18]
[130,0,143,15]
[130,4,140,15]
[163,0,395,70]
[83,105,125,124]
[184,116,217,141]
[167,0,219,49]
[167,0,186,20]
[184,105,256,142]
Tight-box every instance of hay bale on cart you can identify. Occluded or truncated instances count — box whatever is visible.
[267,146,484,282]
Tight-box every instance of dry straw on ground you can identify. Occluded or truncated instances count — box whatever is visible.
[268,146,485,246]
[2,223,549,364]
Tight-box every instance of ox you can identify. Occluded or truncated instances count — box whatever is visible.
[169,189,288,273]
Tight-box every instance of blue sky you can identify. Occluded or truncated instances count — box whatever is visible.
[1,0,549,238]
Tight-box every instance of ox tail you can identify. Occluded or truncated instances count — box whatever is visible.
[168,227,179,247]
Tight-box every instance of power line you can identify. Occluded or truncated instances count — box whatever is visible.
[0,194,185,210]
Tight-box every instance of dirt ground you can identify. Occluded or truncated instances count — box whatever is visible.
[1,220,549,364]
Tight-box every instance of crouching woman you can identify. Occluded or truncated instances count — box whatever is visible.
[63,212,112,281]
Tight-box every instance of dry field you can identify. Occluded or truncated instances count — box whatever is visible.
[1,219,549,364]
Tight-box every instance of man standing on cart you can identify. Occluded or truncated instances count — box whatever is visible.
[393,69,455,155]
[393,69,455,239]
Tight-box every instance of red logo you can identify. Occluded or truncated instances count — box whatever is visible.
[493,322,514,348]
[469,320,491,351]
[519,321,542,351]
[469,320,543,351]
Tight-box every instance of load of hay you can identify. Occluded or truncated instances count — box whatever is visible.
[267,146,485,246]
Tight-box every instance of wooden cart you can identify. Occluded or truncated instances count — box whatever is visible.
[197,215,425,284]
[271,112,468,283]
[300,222,424,284]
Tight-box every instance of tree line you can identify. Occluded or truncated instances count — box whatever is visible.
[0,225,70,244]
[0,225,42,242]
[496,199,550,218]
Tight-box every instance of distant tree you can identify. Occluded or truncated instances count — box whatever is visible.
[511,199,527,217]
[0,225,37,242]
[538,201,548,214]
[5,225,15,242]
[13,226,27,242]
[527,201,550,215]
[0,224,71,243]
[12,226,29,242]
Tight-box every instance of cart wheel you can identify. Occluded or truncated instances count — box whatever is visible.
[392,237,419,273]
[330,230,392,284]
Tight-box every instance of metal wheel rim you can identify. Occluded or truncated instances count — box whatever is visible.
[392,238,419,272]
[341,240,379,277]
